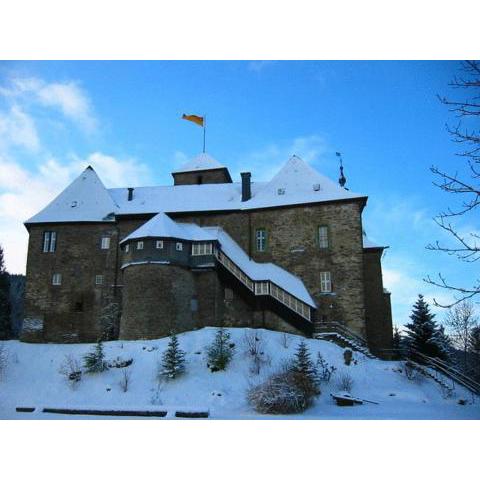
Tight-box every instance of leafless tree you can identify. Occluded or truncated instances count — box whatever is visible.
[243,330,270,375]
[444,300,478,372]
[280,332,291,349]
[99,301,120,341]
[0,344,8,380]
[59,354,82,388]
[119,368,132,392]
[425,61,480,307]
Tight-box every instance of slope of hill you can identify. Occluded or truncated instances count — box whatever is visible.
[1,328,478,419]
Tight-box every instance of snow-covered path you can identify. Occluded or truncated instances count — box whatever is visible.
[1,328,479,420]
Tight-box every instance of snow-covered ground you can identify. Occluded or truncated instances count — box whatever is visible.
[1,328,479,419]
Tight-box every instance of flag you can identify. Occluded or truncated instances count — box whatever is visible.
[335,152,342,157]
[182,114,204,127]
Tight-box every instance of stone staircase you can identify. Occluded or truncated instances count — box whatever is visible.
[313,321,376,359]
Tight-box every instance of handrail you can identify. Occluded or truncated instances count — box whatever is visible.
[382,347,480,395]
[314,321,368,348]
[412,351,480,394]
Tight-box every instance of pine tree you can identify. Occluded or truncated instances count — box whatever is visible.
[161,333,186,379]
[83,341,108,373]
[291,340,316,378]
[206,328,234,372]
[392,325,403,357]
[0,245,12,340]
[404,294,449,360]
[290,340,320,395]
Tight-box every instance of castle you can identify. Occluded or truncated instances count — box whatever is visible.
[21,153,393,356]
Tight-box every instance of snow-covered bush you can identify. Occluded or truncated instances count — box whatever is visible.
[243,330,270,375]
[108,356,133,368]
[0,344,8,380]
[83,341,108,373]
[206,328,235,372]
[59,354,82,387]
[337,371,354,393]
[247,368,316,414]
[159,333,186,380]
[315,351,336,384]
[119,368,132,392]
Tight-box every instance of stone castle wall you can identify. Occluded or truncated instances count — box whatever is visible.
[22,198,390,349]
[21,222,120,343]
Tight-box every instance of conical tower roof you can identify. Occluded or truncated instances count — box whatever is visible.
[25,166,118,224]
[120,212,216,243]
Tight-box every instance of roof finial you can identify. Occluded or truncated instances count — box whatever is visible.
[336,152,347,188]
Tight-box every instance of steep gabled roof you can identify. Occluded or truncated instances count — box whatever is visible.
[25,166,118,224]
[244,155,363,210]
[25,155,367,224]
[172,153,226,173]
[120,212,216,243]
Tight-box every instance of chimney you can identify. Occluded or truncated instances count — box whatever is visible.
[127,187,134,201]
[241,172,251,202]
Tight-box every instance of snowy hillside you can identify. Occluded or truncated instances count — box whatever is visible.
[1,328,479,419]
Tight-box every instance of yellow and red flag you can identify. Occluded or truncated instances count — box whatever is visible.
[182,114,204,127]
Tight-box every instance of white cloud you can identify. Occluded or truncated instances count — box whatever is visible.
[0,153,151,274]
[1,76,97,133]
[231,134,329,181]
[0,105,39,151]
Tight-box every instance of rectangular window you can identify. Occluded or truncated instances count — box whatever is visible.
[137,241,144,250]
[43,231,57,253]
[176,242,183,251]
[156,240,164,249]
[255,229,266,252]
[95,275,104,285]
[125,244,129,253]
[192,243,213,255]
[255,281,269,295]
[224,288,233,300]
[320,271,332,293]
[318,225,329,249]
[101,237,110,249]
[52,273,62,285]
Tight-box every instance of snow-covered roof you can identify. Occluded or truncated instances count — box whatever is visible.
[25,156,367,224]
[120,213,315,307]
[244,155,363,210]
[25,166,118,224]
[172,153,226,173]
[204,226,316,307]
[120,212,217,243]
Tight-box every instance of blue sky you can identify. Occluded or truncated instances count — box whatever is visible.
[0,60,476,325]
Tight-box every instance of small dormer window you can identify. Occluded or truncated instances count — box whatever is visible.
[313,184,321,191]
[156,240,164,249]
[137,241,144,250]
[70,200,78,208]
[277,188,285,195]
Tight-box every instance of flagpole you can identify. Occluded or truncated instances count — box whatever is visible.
[203,115,206,153]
